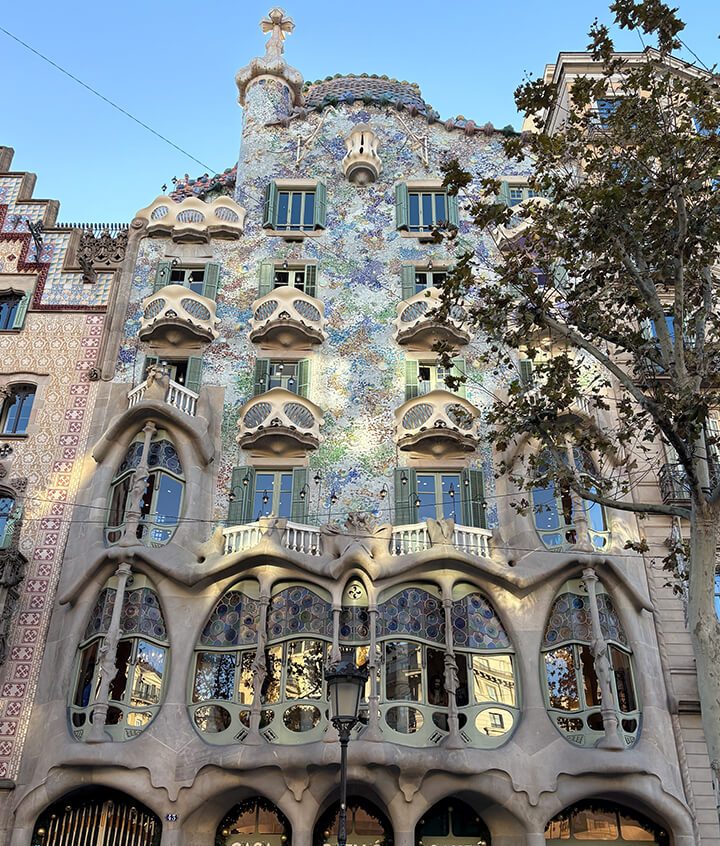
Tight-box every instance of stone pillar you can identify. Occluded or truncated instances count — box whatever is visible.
[394,829,415,846]
[442,594,463,747]
[120,421,156,545]
[363,607,382,740]
[331,606,341,663]
[248,592,270,742]
[583,567,624,750]
[86,561,132,742]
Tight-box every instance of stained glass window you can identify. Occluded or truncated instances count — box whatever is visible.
[200,588,260,647]
[451,592,511,650]
[267,585,333,640]
[377,587,445,643]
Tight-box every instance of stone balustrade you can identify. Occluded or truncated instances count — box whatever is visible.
[127,377,199,417]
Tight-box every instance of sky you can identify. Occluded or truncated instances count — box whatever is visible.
[2,0,718,223]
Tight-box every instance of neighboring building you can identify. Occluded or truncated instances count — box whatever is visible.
[0,147,128,832]
[5,12,719,846]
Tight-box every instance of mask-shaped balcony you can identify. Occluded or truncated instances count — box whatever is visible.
[495,196,549,248]
[248,286,326,350]
[237,388,323,457]
[139,284,219,345]
[395,391,481,458]
[393,287,471,349]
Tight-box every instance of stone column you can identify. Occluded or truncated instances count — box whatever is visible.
[87,561,132,742]
[331,606,341,663]
[394,830,415,846]
[442,595,463,747]
[248,592,270,742]
[583,567,624,750]
[120,421,156,545]
[363,607,382,740]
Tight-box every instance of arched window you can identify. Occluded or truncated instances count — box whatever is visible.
[105,431,184,546]
[0,493,21,549]
[1,384,36,435]
[70,574,168,741]
[532,450,608,550]
[542,579,640,747]
[545,800,668,844]
[314,797,392,846]
[32,788,161,846]
[417,798,490,846]
[217,797,291,846]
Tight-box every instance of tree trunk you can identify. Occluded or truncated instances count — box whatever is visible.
[686,501,720,802]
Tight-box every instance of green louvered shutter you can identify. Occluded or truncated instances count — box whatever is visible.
[498,181,512,208]
[297,359,310,398]
[12,294,29,330]
[304,264,317,298]
[395,183,409,230]
[202,262,220,299]
[185,357,203,394]
[254,359,270,395]
[394,468,417,525]
[519,359,534,388]
[401,265,416,300]
[258,261,275,297]
[447,194,459,227]
[0,504,22,550]
[452,356,467,398]
[154,261,172,292]
[461,468,486,529]
[291,468,309,521]
[313,183,327,229]
[228,467,254,525]
[142,355,159,379]
[405,360,419,400]
[263,182,279,229]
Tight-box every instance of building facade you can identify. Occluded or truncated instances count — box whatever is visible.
[4,11,719,846]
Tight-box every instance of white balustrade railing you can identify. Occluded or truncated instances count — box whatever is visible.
[453,524,492,558]
[283,521,323,555]
[390,522,431,555]
[126,378,199,417]
[223,521,323,556]
[224,522,268,554]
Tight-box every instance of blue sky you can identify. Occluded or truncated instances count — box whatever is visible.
[2,0,717,222]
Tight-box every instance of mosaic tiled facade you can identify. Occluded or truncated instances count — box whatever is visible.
[5,12,719,846]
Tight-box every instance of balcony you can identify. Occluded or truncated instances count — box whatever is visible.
[494,196,549,248]
[237,388,323,457]
[659,462,691,506]
[248,286,326,350]
[395,390,481,458]
[128,377,199,417]
[139,284,218,345]
[393,288,471,349]
[135,195,246,242]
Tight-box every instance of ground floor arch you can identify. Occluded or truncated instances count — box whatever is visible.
[314,796,393,846]
[415,798,491,846]
[544,800,669,844]
[216,796,291,846]
[31,787,161,846]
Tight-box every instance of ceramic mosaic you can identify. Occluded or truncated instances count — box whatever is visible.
[377,587,445,643]
[200,588,260,647]
[542,591,628,648]
[451,592,511,650]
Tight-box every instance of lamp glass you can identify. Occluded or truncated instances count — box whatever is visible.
[328,674,364,723]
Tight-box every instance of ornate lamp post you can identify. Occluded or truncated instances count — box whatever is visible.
[325,659,368,846]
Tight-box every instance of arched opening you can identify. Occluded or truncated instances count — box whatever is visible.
[545,800,669,843]
[31,787,161,846]
[216,796,291,846]
[416,798,491,846]
[314,797,392,846]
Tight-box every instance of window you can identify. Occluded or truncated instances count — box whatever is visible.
[531,450,608,550]
[405,358,466,400]
[0,293,28,331]
[0,494,21,550]
[400,266,448,299]
[396,184,459,233]
[596,97,622,127]
[545,800,669,844]
[542,579,640,747]
[263,181,327,233]
[153,261,219,299]
[142,356,203,394]
[253,358,310,397]
[1,384,36,435]
[256,262,318,298]
[227,466,309,525]
[393,467,486,528]
[498,181,542,207]
[70,576,168,741]
[105,432,184,546]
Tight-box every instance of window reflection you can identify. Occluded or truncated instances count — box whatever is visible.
[193,652,236,702]
[385,641,422,702]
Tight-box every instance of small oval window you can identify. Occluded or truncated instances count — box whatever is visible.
[283,704,321,732]
[385,706,424,734]
[194,704,231,733]
[475,707,514,736]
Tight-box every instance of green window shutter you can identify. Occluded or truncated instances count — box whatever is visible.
[0,504,21,549]
[313,183,327,229]
[304,264,317,298]
[228,467,254,525]
[297,359,310,398]
[254,359,270,395]
[405,360,419,401]
[185,357,203,394]
[258,261,275,297]
[142,355,159,380]
[395,183,409,230]
[452,357,467,398]
[263,182,279,229]
[401,265,416,300]
[202,262,220,300]
[12,294,29,329]
[519,359,534,388]
[291,468,309,522]
[498,181,512,207]
[461,469,486,529]
[154,261,173,292]
[394,468,417,525]
[447,194,459,227]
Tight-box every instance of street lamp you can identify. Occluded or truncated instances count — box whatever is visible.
[325,659,369,846]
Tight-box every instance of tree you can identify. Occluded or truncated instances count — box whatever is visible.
[437,0,720,780]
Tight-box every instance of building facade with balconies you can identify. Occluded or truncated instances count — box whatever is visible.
[6,12,719,846]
